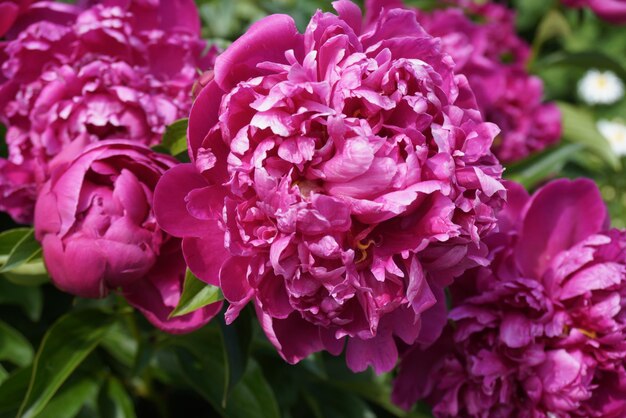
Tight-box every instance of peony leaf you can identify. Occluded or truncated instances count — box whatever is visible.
[0,280,42,321]
[175,347,280,418]
[531,9,571,61]
[165,326,279,418]
[0,228,31,257]
[218,306,253,406]
[97,377,137,418]
[0,229,43,275]
[0,367,31,418]
[0,320,34,368]
[161,118,189,157]
[0,123,6,159]
[169,268,223,318]
[17,309,115,418]
[539,51,626,81]
[505,143,584,189]
[37,375,100,418]
[558,102,621,170]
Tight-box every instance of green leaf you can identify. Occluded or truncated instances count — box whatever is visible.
[558,102,621,170]
[0,228,31,257]
[319,355,407,417]
[169,268,223,318]
[0,367,31,418]
[166,326,279,418]
[37,376,100,418]
[0,229,42,274]
[505,143,584,189]
[169,327,229,413]
[0,320,34,367]
[0,279,42,321]
[531,9,571,61]
[538,51,626,81]
[17,309,116,418]
[228,360,280,418]
[175,346,279,418]
[100,320,138,369]
[160,118,189,157]
[97,377,136,418]
[0,123,7,159]
[0,365,8,385]
[3,257,49,286]
[218,306,253,406]
[300,382,376,418]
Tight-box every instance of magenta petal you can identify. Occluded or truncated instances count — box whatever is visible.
[123,243,221,334]
[500,313,538,348]
[363,0,403,27]
[498,180,530,233]
[154,164,211,238]
[588,0,626,23]
[257,272,293,319]
[45,236,108,298]
[0,3,18,37]
[414,285,447,346]
[256,307,326,364]
[214,14,303,91]
[220,256,254,323]
[332,0,363,35]
[157,0,202,35]
[33,184,62,238]
[345,332,398,374]
[560,262,624,300]
[517,178,609,278]
[182,231,228,287]
[187,81,223,160]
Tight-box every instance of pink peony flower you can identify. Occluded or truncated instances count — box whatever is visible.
[563,0,626,24]
[154,0,505,373]
[34,140,222,333]
[0,0,214,223]
[393,179,626,417]
[366,0,562,163]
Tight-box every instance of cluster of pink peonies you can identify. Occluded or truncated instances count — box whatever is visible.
[0,0,223,331]
[563,0,626,24]
[153,0,505,372]
[4,2,609,405]
[393,179,626,417]
[366,0,562,163]
[0,0,215,223]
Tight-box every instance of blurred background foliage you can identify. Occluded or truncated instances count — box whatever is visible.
[1,0,626,417]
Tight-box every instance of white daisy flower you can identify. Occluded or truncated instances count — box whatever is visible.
[598,119,626,156]
[578,69,624,105]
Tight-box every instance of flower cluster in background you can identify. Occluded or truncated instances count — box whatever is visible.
[0,0,215,223]
[1,0,626,417]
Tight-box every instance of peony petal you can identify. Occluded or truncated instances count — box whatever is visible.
[154,164,212,238]
[182,230,229,286]
[517,178,609,278]
[214,14,303,91]
[345,332,398,374]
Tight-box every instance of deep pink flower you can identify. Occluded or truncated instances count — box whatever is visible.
[154,0,505,373]
[563,0,626,24]
[34,140,221,333]
[0,0,214,223]
[393,179,626,417]
[366,0,562,163]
